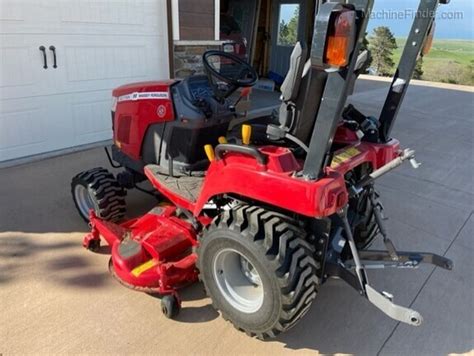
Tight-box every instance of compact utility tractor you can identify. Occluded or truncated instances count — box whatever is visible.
[72,0,453,339]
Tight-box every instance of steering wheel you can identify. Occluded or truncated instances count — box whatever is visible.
[202,50,258,101]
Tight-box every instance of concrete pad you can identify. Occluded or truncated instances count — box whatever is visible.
[378,186,470,242]
[379,173,474,212]
[456,214,473,250]
[379,241,474,355]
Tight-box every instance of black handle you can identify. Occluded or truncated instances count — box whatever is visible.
[49,45,57,68]
[215,144,268,165]
[39,46,47,69]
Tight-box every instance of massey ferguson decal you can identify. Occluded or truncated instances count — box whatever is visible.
[157,105,167,118]
[118,91,169,102]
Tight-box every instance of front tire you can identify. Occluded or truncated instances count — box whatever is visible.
[197,205,318,339]
[71,167,126,222]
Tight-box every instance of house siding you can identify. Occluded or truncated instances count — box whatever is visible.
[179,0,215,40]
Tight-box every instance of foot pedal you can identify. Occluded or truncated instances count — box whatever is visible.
[366,284,422,326]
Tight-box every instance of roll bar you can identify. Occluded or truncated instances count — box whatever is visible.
[378,0,450,142]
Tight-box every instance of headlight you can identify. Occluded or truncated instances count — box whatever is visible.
[223,43,235,53]
[111,96,118,112]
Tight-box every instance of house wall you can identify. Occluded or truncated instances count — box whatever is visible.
[173,42,221,78]
[179,0,215,40]
[171,0,222,78]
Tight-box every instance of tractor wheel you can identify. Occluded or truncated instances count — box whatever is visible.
[71,167,126,222]
[350,187,380,249]
[197,205,318,339]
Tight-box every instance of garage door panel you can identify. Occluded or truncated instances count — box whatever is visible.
[0,33,66,100]
[0,1,25,22]
[58,36,167,92]
[1,46,36,87]
[59,0,145,27]
[0,38,51,100]
[0,99,48,161]
[56,0,165,35]
[0,108,45,150]
[71,97,113,145]
[64,45,148,83]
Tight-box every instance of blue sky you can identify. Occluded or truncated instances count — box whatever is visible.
[278,1,473,40]
[280,4,299,23]
[367,0,473,40]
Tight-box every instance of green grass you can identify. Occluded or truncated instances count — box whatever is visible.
[391,38,474,85]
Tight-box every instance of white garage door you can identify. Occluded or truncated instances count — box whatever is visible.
[0,0,169,161]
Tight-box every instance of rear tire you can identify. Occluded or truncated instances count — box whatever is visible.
[350,187,380,249]
[71,167,126,222]
[197,205,318,339]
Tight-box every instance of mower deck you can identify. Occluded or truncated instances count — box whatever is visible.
[84,206,198,297]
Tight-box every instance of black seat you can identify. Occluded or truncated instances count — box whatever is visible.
[266,42,327,149]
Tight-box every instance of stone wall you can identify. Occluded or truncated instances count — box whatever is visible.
[173,43,221,79]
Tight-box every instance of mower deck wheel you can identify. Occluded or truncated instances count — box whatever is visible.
[198,205,318,339]
[71,167,126,222]
[87,239,101,252]
[161,295,180,319]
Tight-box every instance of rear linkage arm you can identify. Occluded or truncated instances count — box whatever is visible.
[326,149,453,326]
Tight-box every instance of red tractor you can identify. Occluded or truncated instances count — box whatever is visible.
[71,0,452,339]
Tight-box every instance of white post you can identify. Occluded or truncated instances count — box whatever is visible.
[172,0,180,41]
[214,0,220,41]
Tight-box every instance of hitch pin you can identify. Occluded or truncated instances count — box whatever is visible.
[353,148,421,193]
[403,148,421,169]
[409,157,421,169]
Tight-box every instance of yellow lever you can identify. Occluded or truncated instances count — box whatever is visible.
[242,124,252,145]
[218,136,228,144]
[204,144,215,161]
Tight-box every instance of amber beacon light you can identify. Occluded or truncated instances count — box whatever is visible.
[324,10,357,68]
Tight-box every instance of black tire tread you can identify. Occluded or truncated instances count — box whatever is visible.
[197,205,318,339]
[71,167,126,222]
[352,188,380,249]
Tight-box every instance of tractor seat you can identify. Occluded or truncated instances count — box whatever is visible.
[265,42,370,148]
[146,165,204,202]
[265,41,327,147]
[244,41,327,149]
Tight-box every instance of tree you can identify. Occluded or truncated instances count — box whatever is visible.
[368,26,397,76]
[359,32,372,74]
[413,58,424,80]
[278,8,299,46]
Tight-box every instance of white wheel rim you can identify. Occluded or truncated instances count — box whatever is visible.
[74,185,97,218]
[212,248,264,314]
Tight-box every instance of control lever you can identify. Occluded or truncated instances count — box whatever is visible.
[230,87,252,114]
